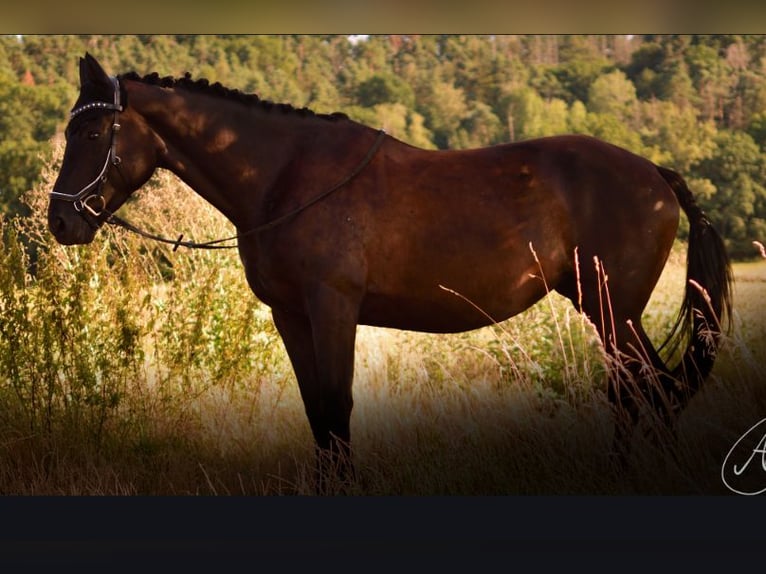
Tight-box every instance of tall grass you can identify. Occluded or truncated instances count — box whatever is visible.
[1,147,764,494]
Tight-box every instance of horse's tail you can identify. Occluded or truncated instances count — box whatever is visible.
[656,166,733,406]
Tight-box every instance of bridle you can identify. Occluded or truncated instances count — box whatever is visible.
[49,74,388,250]
[49,75,123,218]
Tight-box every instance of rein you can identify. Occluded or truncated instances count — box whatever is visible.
[106,128,387,251]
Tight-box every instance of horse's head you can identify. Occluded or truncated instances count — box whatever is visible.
[48,53,159,245]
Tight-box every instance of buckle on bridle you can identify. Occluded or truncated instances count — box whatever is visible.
[76,194,107,217]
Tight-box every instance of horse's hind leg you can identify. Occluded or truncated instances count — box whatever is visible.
[556,265,677,460]
[603,319,679,456]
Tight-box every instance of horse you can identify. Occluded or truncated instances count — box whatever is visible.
[48,53,732,487]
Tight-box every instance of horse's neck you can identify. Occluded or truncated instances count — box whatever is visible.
[130,84,317,229]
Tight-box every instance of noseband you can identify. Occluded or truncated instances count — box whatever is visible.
[49,76,123,218]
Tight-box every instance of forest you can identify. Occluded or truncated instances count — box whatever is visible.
[2,34,766,258]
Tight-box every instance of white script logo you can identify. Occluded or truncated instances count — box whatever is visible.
[721,418,766,496]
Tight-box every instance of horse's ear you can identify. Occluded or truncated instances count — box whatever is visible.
[79,52,112,97]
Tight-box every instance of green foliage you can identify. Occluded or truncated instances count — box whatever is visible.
[419,79,469,149]
[624,41,667,99]
[3,34,766,259]
[587,70,638,118]
[453,101,504,149]
[0,157,284,469]
[696,130,766,257]
[554,37,612,103]
[346,103,435,150]
[747,111,766,149]
[638,99,718,171]
[578,112,645,155]
[356,73,415,108]
[0,218,143,445]
[505,87,569,141]
[0,68,72,213]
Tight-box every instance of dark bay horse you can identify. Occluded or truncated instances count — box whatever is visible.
[48,54,732,482]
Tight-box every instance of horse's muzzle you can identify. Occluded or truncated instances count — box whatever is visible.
[48,199,99,245]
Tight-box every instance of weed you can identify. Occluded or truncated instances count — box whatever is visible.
[0,146,763,494]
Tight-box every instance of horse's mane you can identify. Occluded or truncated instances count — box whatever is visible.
[119,71,349,122]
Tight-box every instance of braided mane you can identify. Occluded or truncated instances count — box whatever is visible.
[118,71,348,121]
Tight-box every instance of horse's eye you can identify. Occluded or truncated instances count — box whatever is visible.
[88,131,101,140]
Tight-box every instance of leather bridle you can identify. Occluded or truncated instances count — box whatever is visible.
[49,76,123,219]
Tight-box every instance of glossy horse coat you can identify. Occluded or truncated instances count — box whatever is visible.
[49,54,733,481]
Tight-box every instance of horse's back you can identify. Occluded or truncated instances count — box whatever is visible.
[376,132,680,267]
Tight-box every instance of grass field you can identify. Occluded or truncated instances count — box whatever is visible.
[1,167,765,495]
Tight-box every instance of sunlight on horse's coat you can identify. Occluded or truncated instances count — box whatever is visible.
[208,128,239,153]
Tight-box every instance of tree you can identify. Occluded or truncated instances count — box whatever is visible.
[420,80,468,149]
[529,66,566,101]
[587,70,638,120]
[554,36,612,104]
[453,101,504,149]
[747,111,766,150]
[0,70,71,215]
[578,112,644,155]
[504,87,568,141]
[695,130,766,257]
[440,35,508,107]
[639,99,717,172]
[624,41,666,99]
[345,103,435,149]
[356,73,415,108]
[685,42,736,125]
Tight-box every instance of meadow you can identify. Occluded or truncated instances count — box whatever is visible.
[1,157,764,495]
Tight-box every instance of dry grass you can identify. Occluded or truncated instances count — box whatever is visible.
[1,154,765,495]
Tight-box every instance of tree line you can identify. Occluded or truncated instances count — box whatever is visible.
[2,34,766,257]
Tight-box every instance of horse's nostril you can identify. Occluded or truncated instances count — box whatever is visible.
[50,215,66,236]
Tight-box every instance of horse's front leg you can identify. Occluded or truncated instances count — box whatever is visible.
[271,285,359,492]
